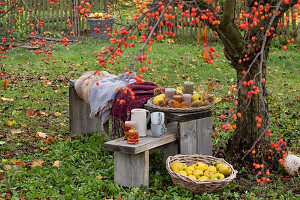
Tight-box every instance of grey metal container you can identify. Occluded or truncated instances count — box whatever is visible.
[87,17,114,39]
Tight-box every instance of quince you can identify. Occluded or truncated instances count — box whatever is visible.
[153,96,164,105]
[218,164,231,176]
[188,175,197,179]
[193,169,203,178]
[178,170,188,176]
[185,166,195,175]
[207,166,217,174]
[203,170,214,178]
[210,173,225,180]
[191,94,201,102]
[170,161,186,172]
[198,176,209,180]
[195,162,208,171]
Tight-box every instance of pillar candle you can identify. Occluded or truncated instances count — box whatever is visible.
[165,88,176,99]
[183,81,194,95]
[182,94,192,106]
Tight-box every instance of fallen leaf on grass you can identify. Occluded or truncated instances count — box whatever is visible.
[0,97,14,102]
[36,132,47,139]
[42,136,56,144]
[53,160,60,167]
[3,165,12,170]
[281,176,292,181]
[10,129,23,134]
[40,146,49,151]
[96,175,103,179]
[0,141,5,145]
[7,120,16,126]
[54,112,61,117]
[31,159,45,167]
[3,79,9,89]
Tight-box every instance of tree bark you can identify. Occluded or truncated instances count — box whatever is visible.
[227,58,269,163]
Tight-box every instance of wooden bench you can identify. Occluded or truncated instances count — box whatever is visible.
[69,80,213,187]
[103,122,178,188]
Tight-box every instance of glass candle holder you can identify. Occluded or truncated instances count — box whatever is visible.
[127,129,139,144]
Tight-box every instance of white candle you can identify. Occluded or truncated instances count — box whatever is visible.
[165,88,176,99]
[183,81,194,95]
[182,94,192,106]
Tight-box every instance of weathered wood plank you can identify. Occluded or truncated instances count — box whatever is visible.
[162,141,179,164]
[196,117,213,155]
[179,120,197,154]
[103,122,178,154]
[69,80,101,135]
[114,151,149,188]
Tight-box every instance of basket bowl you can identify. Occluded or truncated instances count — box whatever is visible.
[145,97,214,113]
[166,154,237,193]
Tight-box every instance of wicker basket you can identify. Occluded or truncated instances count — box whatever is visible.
[166,154,237,193]
[145,97,214,113]
[87,17,114,39]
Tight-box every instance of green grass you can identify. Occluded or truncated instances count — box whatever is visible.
[0,37,299,199]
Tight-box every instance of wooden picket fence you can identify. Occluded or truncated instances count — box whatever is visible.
[3,0,298,40]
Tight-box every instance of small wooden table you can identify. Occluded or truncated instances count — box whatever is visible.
[103,122,178,188]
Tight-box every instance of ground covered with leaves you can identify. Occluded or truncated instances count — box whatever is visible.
[0,37,299,199]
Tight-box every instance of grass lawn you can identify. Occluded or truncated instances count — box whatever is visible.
[0,36,299,199]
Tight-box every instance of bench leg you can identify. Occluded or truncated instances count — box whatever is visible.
[114,151,149,188]
[162,142,179,164]
[179,117,213,155]
[69,80,102,135]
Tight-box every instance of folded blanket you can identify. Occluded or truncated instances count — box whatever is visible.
[111,81,159,122]
[75,71,115,103]
[89,73,136,125]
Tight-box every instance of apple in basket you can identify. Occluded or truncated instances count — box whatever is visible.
[170,161,232,180]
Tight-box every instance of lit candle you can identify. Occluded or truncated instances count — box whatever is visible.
[165,88,176,99]
[183,81,194,95]
[182,94,192,106]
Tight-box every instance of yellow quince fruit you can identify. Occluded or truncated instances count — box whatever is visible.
[218,164,232,176]
[193,169,203,178]
[207,166,217,174]
[195,162,208,171]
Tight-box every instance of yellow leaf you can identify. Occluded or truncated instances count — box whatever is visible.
[7,120,16,126]
[202,26,208,43]
[3,79,9,89]
[31,159,45,167]
[10,129,22,134]
[167,39,174,44]
[54,112,61,117]
[53,160,61,167]
[214,97,222,103]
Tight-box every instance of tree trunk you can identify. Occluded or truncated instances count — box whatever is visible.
[227,59,269,164]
